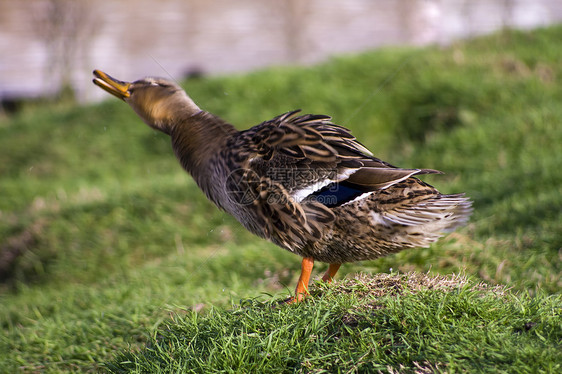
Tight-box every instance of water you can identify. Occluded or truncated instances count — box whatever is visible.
[1,0,560,102]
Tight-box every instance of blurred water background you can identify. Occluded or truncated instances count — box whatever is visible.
[1,0,561,104]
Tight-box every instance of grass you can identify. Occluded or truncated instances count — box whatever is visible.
[106,273,561,373]
[1,26,561,372]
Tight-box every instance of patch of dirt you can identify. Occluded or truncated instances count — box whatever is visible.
[0,219,47,282]
[315,271,508,299]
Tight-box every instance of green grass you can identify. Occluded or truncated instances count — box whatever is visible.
[1,26,561,372]
[107,274,561,373]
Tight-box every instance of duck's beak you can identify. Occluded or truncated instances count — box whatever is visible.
[92,70,131,100]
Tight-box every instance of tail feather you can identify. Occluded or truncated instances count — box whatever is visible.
[381,193,473,247]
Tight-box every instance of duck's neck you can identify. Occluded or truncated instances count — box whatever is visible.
[169,111,238,183]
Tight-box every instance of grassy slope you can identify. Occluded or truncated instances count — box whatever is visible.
[107,274,561,373]
[0,26,561,372]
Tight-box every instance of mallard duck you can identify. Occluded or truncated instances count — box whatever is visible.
[93,70,472,302]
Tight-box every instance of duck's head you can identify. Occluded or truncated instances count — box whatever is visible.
[93,70,200,134]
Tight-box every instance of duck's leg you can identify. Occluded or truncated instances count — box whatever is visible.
[321,263,341,283]
[291,257,315,302]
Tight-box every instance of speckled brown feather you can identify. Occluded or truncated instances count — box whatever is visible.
[302,178,472,263]
[211,110,469,259]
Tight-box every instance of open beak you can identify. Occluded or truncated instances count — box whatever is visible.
[92,70,131,100]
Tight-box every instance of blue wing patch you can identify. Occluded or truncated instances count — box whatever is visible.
[309,182,367,208]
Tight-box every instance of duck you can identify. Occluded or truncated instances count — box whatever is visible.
[92,70,472,302]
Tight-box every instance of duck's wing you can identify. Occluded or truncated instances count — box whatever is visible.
[227,110,439,250]
[237,110,439,202]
